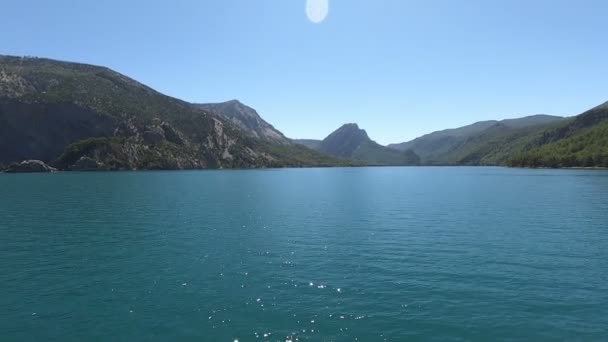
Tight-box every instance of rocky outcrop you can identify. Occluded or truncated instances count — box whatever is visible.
[161,122,185,145]
[195,100,291,144]
[4,160,57,173]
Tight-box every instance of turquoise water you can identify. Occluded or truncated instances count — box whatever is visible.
[1,167,607,341]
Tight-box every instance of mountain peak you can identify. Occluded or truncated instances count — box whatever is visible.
[224,99,244,106]
[341,123,360,129]
[316,123,419,165]
[333,123,369,139]
[319,123,371,158]
[195,100,290,144]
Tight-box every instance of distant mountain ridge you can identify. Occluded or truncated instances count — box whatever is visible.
[388,107,608,168]
[388,115,567,165]
[297,123,420,166]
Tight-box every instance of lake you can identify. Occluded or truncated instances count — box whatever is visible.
[1,167,607,341]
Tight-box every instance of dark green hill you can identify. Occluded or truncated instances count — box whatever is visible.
[388,115,565,164]
[388,120,497,155]
[388,103,606,168]
[507,103,608,167]
[427,121,565,165]
[0,55,346,170]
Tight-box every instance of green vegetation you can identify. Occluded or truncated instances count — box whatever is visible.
[352,141,420,166]
[507,119,608,168]
[503,103,608,168]
[425,121,567,166]
[389,115,567,165]
[57,137,124,166]
[389,105,608,168]
[256,141,355,167]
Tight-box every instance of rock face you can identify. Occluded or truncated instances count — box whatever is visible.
[195,100,291,144]
[4,160,57,173]
[161,122,185,145]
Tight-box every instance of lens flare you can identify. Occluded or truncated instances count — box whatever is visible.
[306,0,329,24]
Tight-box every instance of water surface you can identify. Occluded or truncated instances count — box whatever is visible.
[1,167,607,341]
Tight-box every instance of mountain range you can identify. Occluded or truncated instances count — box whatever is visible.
[387,104,608,167]
[0,55,606,171]
[0,55,346,170]
[387,115,566,165]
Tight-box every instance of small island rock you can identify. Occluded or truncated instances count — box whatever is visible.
[4,160,57,173]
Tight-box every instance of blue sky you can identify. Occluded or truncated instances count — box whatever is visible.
[2,0,607,144]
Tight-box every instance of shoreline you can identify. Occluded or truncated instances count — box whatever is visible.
[2,164,608,174]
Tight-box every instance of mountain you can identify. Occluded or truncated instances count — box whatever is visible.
[195,100,290,144]
[507,102,608,167]
[319,124,370,157]
[389,104,608,168]
[445,107,608,168]
[0,55,347,170]
[302,123,420,166]
[389,115,566,165]
[388,121,498,159]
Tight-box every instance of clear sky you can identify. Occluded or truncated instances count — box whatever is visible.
[2,0,607,144]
